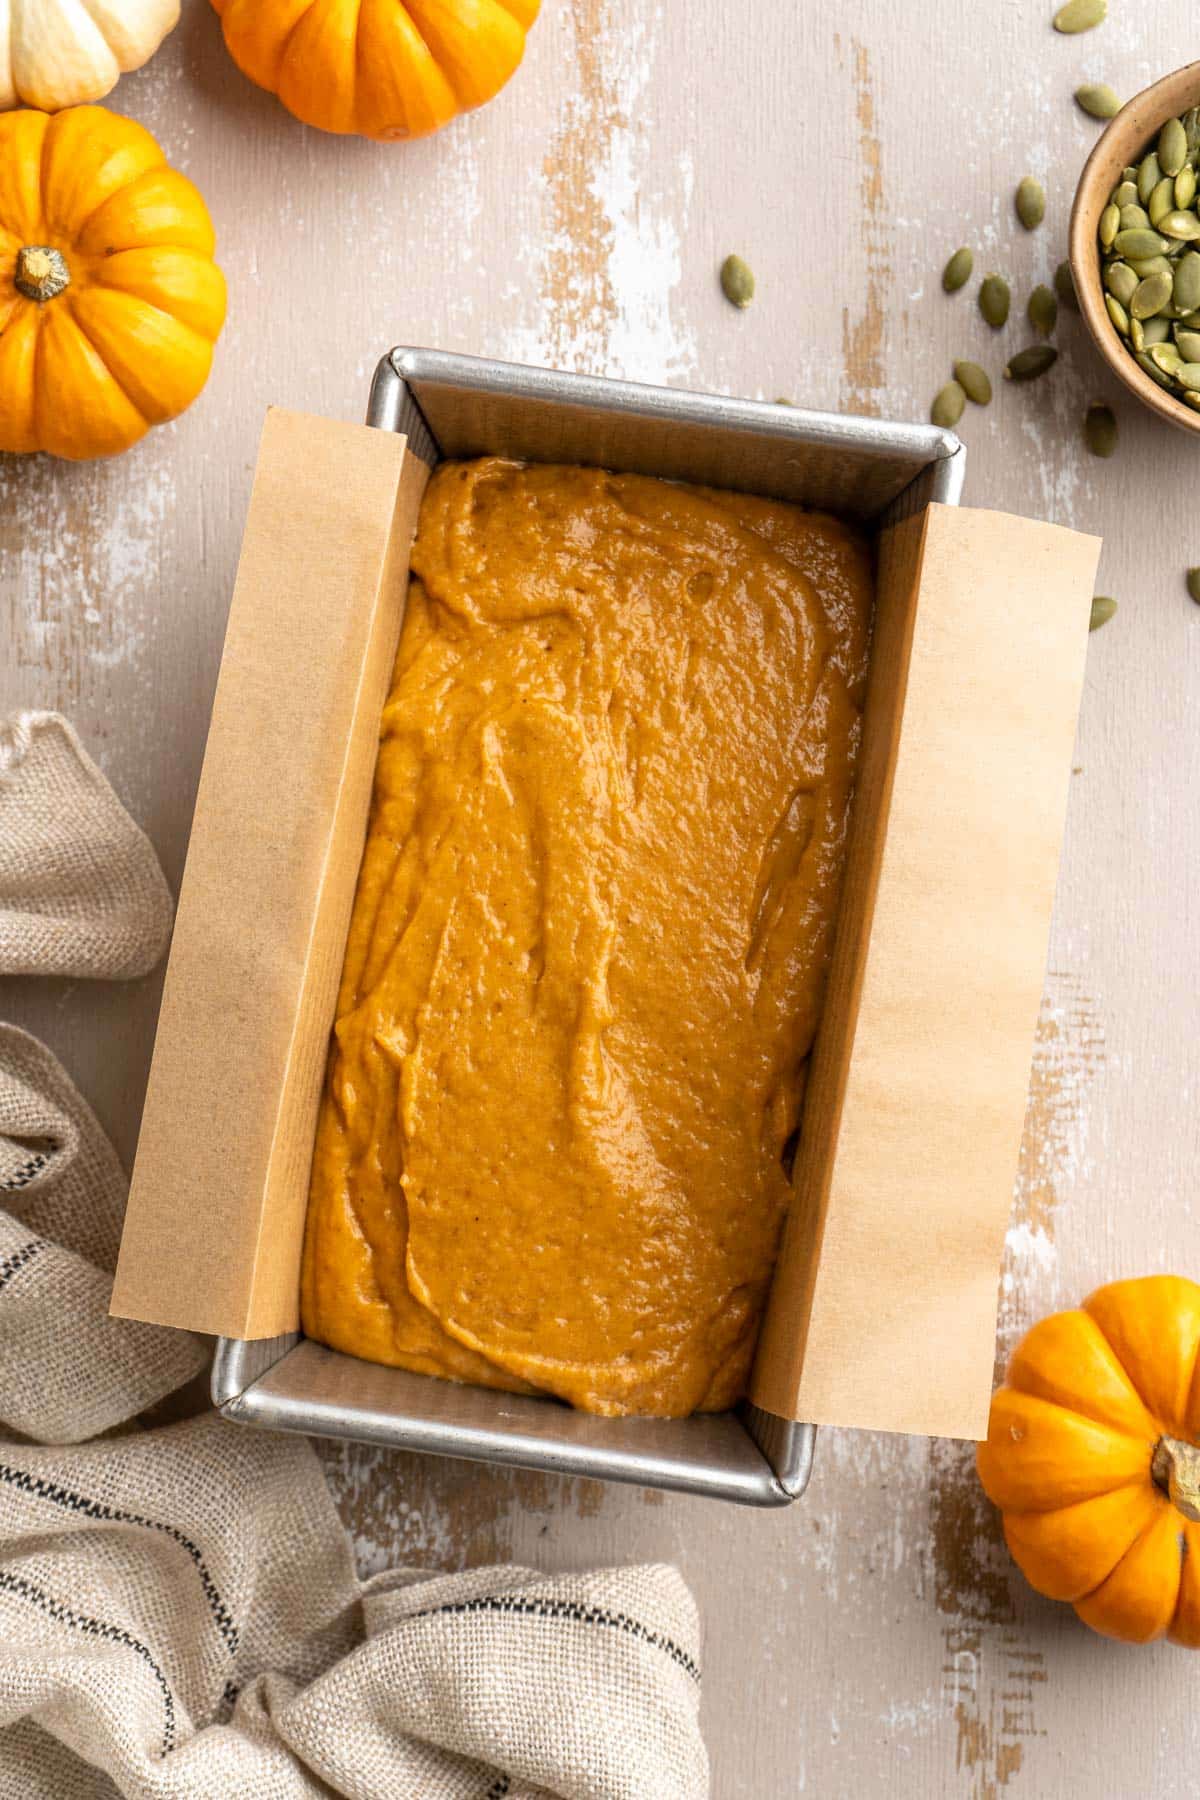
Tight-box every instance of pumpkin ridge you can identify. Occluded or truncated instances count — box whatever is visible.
[61,291,150,429]
[1065,1499,1171,1607]
[1084,1299,1173,1434]
[66,158,170,249]
[276,1,325,94]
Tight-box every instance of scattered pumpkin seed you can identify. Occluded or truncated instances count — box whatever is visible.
[1131,270,1174,318]
[1099,202,1120,247]
[1089,595,1117,631]
[1105,292,1130,335]
[1186,568,1200,604]
[1075,81,1120,119]
[1005,344,1058,380]
[931,380,966,428]
[1113,227,1168,258]
[1159,116,1188,178]
[1055,260,1080,310]
[1054,0,1106,31]
[1028,283,1058,336]
[1016,176,1046,229]
[979,272,1011,327]
[1137,152,1162,204]
[942,246,974,291]
[953,359,992,405]
[719,254,755,308]
[1084,402,1118,455]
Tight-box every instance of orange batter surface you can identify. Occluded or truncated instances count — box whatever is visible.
[301,457,872,1417]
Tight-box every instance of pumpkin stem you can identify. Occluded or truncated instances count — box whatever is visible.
[1152,1435,1200,1524]
[14,245,70,303]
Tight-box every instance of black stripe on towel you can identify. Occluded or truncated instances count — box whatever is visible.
[0,1567,176,1755]
[0,1151,49,1193]
[408,1593,701,1683]
[0,1237,46,1291]
[0,1463,239,1657]
[484,1777,511,1799]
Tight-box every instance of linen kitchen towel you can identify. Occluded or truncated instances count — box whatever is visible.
[0,710,173,980]
[0,709,707,1799]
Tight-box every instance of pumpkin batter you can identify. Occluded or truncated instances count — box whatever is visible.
[301,457,872,1417]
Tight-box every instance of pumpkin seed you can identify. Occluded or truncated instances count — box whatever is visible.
[1150,342,1183,374]
[1005,344,1058,380]
[1026,283,1058,337]
[1149,176,1176,226]
[1114,227,1169,258]
[1075,81,1120,119]
[1129,253,1174,278]
[1186,568,1200,603]
[1175,328,1200,360]
[931,380,966,428]
[1055,260,1080,310]
[1175,251,1200,311]
[719,253,755,308]
[1130,317,1146,351]
[942,246,974,291]
[1113,180,1139,209]
[1139,315,1171,345]
[1099,202,1120,247]
[1083,402,1118,455]
[979,273,1011,327]
[1119,203,1151,230]
[1177,165,1197,210]
[1160,210,1200,241]
[1104,260,1138,305]
[1137,153,1162,204]
[1184,391,1200,410]
[1131,270,1174,318]
[1054,0,1106,30]
[1175,361,1200,389]
[1016,176,1045,229]
[1089,595,1117,631]
[1159,116,1188,178]
[953,359,992,404]
[1135,348,1175,387]
[1105,293,1130,335]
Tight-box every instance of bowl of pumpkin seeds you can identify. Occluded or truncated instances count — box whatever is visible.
[1070,61,1200,432]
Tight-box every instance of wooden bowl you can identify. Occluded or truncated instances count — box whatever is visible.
[1070,60,1200,435]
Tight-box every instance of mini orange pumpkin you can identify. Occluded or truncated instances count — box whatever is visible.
[211,0,540,142]
[977,1275,1200,1646]
[0,105,225,460]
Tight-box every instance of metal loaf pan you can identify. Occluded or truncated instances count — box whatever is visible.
[212,348,965,1508]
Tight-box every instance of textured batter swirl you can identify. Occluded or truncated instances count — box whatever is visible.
[301,457,873,1417]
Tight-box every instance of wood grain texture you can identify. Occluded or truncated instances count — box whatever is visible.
[2,2,1199,1793]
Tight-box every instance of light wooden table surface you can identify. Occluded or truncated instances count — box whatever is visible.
[4,3,1199,1794]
